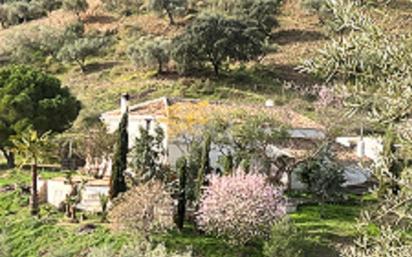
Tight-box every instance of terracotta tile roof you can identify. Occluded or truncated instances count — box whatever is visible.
[101,96,324,130]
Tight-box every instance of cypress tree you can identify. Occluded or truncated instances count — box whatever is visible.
[222,154,234,174]
[176,156,187,230]
[195,134,211,201]
[109,113,128,199]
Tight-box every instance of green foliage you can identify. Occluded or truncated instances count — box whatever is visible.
[99,193,109,222]
[0,65,81,135]
[176,157,187,230]
[86,242,192,257]
[236,0,281,36]
[202,0,281,35]
[58,36,112,72]
[172,13,266,75]
[146,0,187,25]
[0,232,10,257]
[0,0,59,28]
[294,143,346,203]
[185,141,202,202]
[263,219,306,257]
[301,0,373,34]
[132,126,165,183]
[101,0,144,15]
[62,0,89,17]
[0,65,81,167]
[63,20,86,41]
[210,113,289,177]
[110,113,128,199]
[1,21,86,67]
[35,0,62,13]
[302,8,412,253]
[195,134,210,201]
[127,36,171,73]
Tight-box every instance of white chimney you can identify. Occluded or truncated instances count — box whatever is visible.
[265,99,275,108]
[120,93,129,114]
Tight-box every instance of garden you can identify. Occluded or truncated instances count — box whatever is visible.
[1,0,412,256]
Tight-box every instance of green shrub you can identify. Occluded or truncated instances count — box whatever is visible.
[62,0,89,17]
[86,241,192,257]
[0,232,11,257]
[263,219,305,257]
[101,0,144,15]
[127,36,171,74]
[294,143,346,203]
[57,36,113,72]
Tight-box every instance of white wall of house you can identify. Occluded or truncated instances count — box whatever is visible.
[336,136,383,162]
[288,129,325,139]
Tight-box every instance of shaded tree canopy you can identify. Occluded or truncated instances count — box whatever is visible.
[172,13,266,75]
[0,65,81,165]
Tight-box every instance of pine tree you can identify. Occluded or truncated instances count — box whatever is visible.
[109,113,128,199]
[195,134,211,201]
[176,156,187,230]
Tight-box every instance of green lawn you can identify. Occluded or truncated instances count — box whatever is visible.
[0,170,362,257]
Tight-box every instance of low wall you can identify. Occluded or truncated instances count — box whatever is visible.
[41,178,109,212]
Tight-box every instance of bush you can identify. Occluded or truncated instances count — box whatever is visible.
[0,232,11,257]
[101,0,144,15]
[119,243,192,257]
[127,36,171,74]
[86,241,192,257]
[57,36,112,72]
[301,0,372,34]
[196,170,286,245]
[294,144,346,203]
[62,0,89,17]
[0,0,57,28]
[108,181,175,235]
[263,219,306,257]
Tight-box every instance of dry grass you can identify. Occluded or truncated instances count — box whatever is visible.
[2,0,412,122]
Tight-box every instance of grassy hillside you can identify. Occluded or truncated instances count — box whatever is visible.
[0,0,331,127]
[0,0,408,134]
[0,169,362,257]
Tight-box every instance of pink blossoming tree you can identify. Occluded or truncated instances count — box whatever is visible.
[196,170,286,245]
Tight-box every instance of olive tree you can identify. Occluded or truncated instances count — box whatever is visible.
[58,36,112,72]
[127,36,171,74]
[35,0,62,13]
[172,13,266,75]
[101,0,144,15]
[301,12,412,255]
[146,0,187,25]
[62,0,89,18]
[205,0,281,36]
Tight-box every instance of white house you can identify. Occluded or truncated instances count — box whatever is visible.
[100,95,326,169]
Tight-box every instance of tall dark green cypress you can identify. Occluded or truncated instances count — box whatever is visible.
[195,134,211,201]
[109,112,128,199]
[222,154,234,174]
[176,156,187,230]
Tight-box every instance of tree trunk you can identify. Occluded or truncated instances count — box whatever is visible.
[77,60,86,73]
[158,60,163,74]
[30,161,39,216]
[166,8,175,25]
[1,149,15,169]
[213,63,219,76]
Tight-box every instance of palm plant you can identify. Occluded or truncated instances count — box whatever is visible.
[11,128,52,216]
